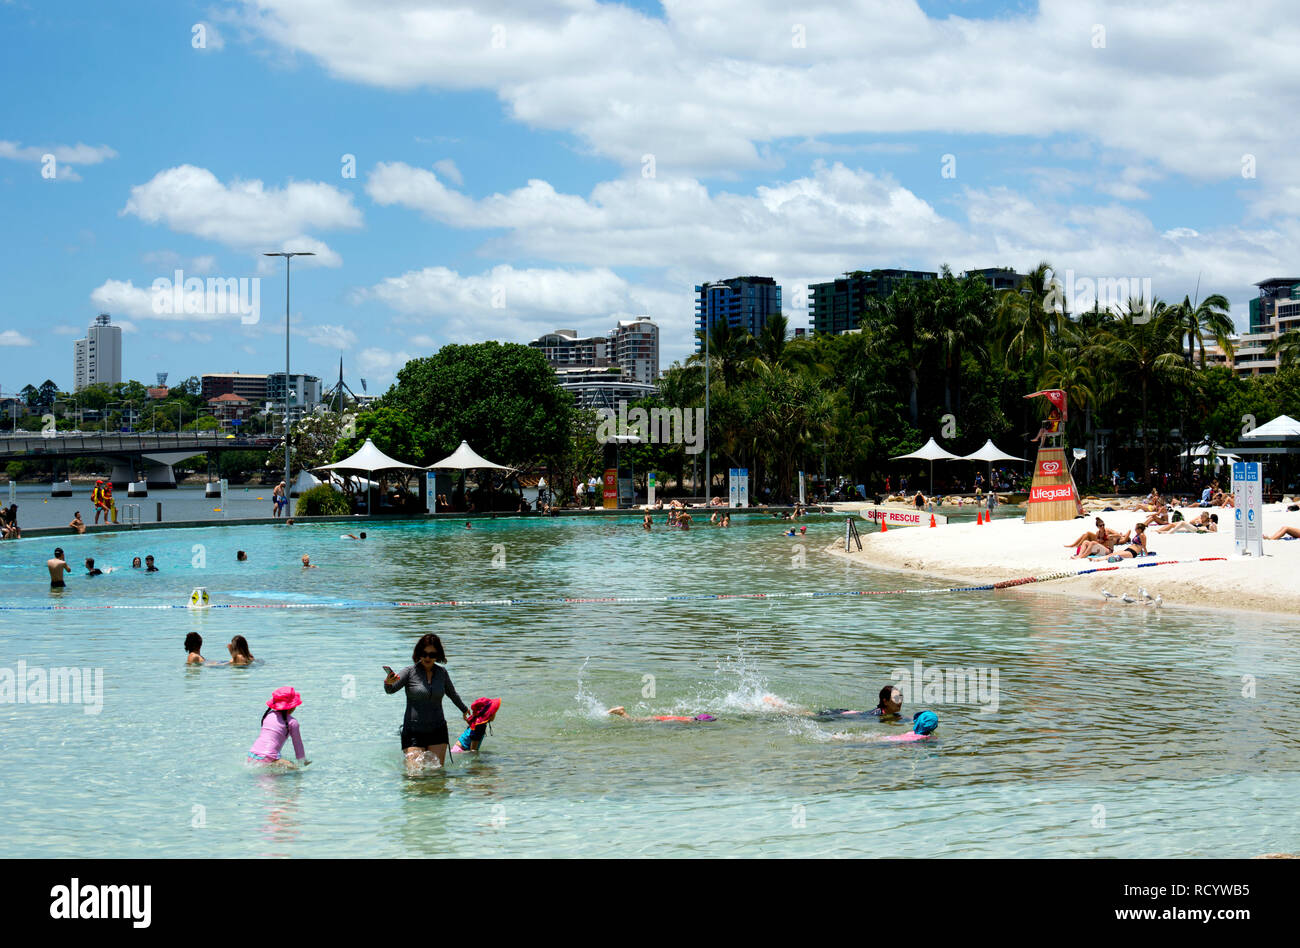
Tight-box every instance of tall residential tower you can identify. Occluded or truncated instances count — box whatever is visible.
[73,313,122,391]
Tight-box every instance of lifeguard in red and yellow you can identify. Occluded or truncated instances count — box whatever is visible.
[91,480,108,524]
[102,480,117,523]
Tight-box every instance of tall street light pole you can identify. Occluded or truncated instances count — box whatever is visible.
[263,251,315,517]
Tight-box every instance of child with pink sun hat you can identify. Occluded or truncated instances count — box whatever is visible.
[247,687,310,769]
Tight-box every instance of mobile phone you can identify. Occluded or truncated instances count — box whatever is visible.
[382,666,395,677]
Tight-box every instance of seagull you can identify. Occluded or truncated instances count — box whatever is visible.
[1121,593,1138,604]
[1101,589,1118,599]
[1152,595,1163,608]
[1139,587,1151,601]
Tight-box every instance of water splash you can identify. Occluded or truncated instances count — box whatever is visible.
[573,657,606,719]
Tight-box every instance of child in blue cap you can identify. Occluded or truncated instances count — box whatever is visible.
[881,709,938,742]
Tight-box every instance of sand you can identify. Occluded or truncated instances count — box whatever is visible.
[824,503,1300,617]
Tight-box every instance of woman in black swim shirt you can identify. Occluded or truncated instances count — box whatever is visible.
[384,633,470,770]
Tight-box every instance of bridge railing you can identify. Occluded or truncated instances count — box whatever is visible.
[0,432,272,457]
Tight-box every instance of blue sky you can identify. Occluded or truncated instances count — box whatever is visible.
[2,0,1297,397]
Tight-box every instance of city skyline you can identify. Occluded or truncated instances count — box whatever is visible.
[4,0,1299,394]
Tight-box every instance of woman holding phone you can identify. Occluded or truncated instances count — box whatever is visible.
[384,633,470,771]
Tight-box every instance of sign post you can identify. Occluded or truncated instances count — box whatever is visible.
[602,468,618,509]
[728,468,749,507]
[1233,461,1263,557]
[647,472,656,508]
[797,470,805,506]
[220,478,228,519]
[426,472,437,513]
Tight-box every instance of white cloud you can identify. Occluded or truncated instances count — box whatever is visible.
[142,251,220,275]
[122,165,362,266]
[0,141,117,164]
[296,323,359,349]
[356,347,414,387]
[0,330,35,346]
[432,158,463,186]
[237,0,1300,196]
[89,278,260,325]
[361,155,1300,366]
[51,325,81,337]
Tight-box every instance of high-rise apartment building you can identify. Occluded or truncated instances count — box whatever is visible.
[266,372,322,421]
[529,330,610,370]
[201,372,269,402]
[808,270,937,335]
[694,277,781,349]
[963,267,1028,292]
[607,316,658,384]
[1227,278,1300,376]
[72,313,122,391]
[529,316,660,387]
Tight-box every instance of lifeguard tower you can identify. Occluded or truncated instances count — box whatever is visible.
[1024,389,1084,523]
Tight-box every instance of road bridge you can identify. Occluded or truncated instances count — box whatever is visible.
[0,432,275,489]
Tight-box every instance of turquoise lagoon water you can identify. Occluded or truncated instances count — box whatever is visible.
[0,516,1297,858]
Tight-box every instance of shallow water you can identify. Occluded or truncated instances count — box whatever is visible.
[1,516,1297,857]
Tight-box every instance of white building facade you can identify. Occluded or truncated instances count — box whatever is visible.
[73,313,122,391]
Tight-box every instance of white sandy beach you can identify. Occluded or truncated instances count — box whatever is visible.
[824,503,1300,617]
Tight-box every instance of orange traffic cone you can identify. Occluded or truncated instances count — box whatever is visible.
[929,514,936,528]
[880,517,888,533]
[976,511,983,525]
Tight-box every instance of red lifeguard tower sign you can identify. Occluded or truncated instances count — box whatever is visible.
[1024,389,1084,522]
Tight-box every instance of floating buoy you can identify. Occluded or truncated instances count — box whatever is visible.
[188,587,211,609]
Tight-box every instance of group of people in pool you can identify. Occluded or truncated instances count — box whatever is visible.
[185,632,257,666]
[241,633,501,773]
[606,684,939,741]
[241,637,934,772]
[45,547,159,585]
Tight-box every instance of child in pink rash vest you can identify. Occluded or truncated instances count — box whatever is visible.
[248,687,310,768]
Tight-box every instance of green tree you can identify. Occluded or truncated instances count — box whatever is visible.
[381,342,573,466]
[332,406,430,464]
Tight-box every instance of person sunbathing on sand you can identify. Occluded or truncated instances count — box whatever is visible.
[1106,522,1149,560]
[1154,512,1217,533]
[1065,517,1114,549]
[1072,527,1131,558]
[1142,502,1170,527]
[1266,525,1300,540]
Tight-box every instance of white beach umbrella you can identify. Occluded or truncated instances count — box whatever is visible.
[891,437,959,494]
[1241,414,1300,440]
[426,440,513,471]
[958,439,1028,487]
[315,438,424,475]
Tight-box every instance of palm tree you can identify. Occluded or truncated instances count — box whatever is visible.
[1265,328,1300,368]
[1170,293,1234,367]
[861,282,933,424]
[1094,297,1187,477]
[995,261,1062,377]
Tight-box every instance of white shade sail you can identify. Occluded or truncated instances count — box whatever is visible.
[315,438,424,475]
[958,439,1027,464]
[890,437,959,495]
[1179,443,1240,460]
[890,437,959,462]
[1241,414,1300,440]
[427,440,513,471]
